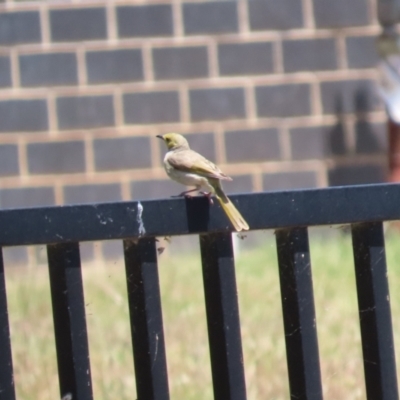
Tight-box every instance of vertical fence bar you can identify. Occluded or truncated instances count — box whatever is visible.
[47,242,93,400]
[351,222,398,400]
[199,232,246,400]
[123,238,169,400]
[275,228,323,400]
[0,249,15,400]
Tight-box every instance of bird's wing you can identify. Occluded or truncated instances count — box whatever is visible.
[167,150,232,181]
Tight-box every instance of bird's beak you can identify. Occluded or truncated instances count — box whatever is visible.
[156,135,164,140]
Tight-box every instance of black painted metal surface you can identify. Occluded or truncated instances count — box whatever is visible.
[276,228,323,400]
[0,249,15,400]
[199,232,246,400]
[123,238,169,400]
[351,222,399,400]
[47,243,93,400]
[0,183,399,399]
[0,183,400,245]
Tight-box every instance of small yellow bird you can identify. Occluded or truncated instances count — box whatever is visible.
[157,133,249,231]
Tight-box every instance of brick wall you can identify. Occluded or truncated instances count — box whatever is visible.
[0,0,387,213]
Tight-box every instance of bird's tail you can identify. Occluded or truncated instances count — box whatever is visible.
[213,184,249,231]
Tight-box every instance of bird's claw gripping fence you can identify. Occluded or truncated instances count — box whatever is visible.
[0,183,399,400]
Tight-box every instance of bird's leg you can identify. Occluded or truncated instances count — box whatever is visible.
[200,191,214,205]
[172,187,198,198]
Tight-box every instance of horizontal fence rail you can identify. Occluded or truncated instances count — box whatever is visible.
[0,183,399,400]
[0,183,400,246]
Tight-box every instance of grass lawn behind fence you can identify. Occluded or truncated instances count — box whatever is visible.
[4,227,400,399]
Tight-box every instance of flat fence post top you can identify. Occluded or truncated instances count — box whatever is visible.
[0,183,400,245]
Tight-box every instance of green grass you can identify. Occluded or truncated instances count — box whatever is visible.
[5,227,400,399]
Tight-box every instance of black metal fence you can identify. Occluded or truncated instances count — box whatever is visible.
[0,183,399,400]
